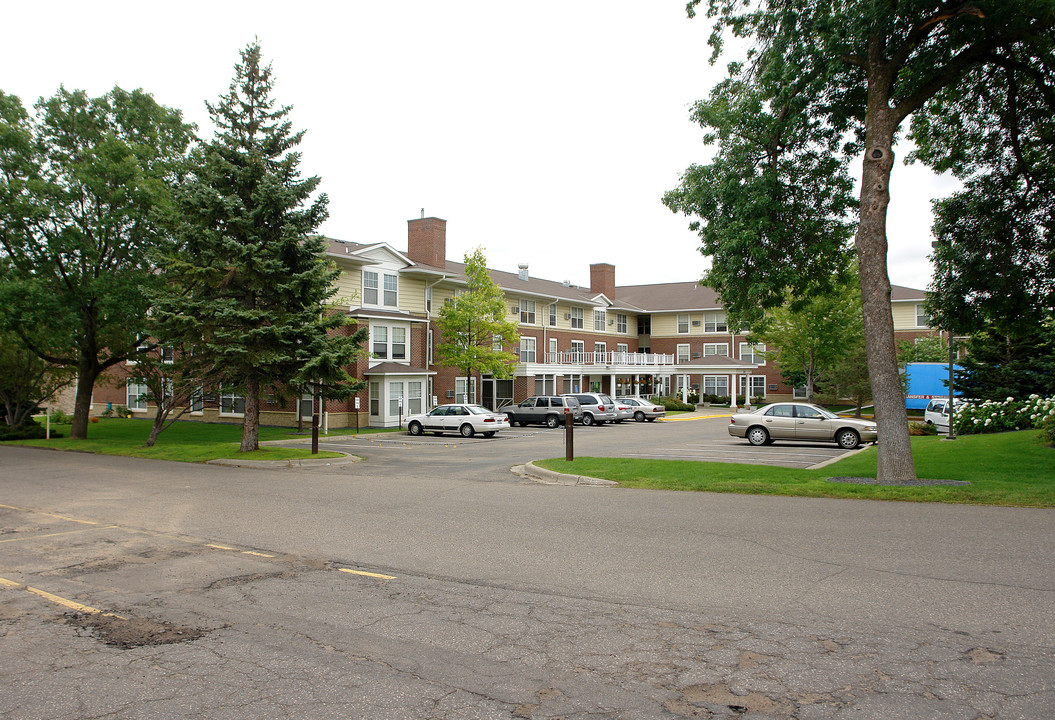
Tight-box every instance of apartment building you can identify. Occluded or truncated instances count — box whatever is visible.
[94,216,938,428]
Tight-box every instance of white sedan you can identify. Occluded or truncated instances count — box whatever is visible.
[402,404,510,438]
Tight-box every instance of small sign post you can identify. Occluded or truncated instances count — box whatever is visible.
[311,413,319,454]
[564,407,574,461]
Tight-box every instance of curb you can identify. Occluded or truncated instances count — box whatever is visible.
[515,461,618,487]
[207,453,362,470]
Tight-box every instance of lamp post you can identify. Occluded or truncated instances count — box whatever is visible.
[932,238,960,441]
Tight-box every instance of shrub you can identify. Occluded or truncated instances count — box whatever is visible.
[909,421,938,436]
[651,395,695,412]
[954,395,1055,436]
[48,408,71,424]
[0,419,63,441]
[1039,414,1055,447]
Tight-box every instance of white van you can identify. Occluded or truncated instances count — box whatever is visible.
[924,398,963,433]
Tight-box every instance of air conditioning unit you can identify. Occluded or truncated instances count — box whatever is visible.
[692,352,701,358]
[692,320,701,326]
[564,313,571,320]
[511,307,519,314]
[446,390,455,398]
[608,320,614,325]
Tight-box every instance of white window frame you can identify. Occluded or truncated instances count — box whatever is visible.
[703,343,729,357]
[616,314,627,333]
[127,380,149,412]
[372,325,389,359]
[190,386,204,414]
[739,342,766,365]
[548,337,557,361]
[425,286,432,314]
[738,375,767,400]
[548,303,557,327]
[370,381,380,415]
[407,381,423,415]
[704,311,728,333]
[703,375,729,397]
[677,314,690,334]
[594,341,606,357]
[383,273,398,307]
[676,343,690,364]
[520,299,536,325]
[219,387,245,417]
[373,323,409,361]
[916,303,931,328]
[427,328,434,366]
[520,337,536,363]
[389,381,404,417]
[534,374,557,395]
[455,376,477,404]
[570,307,584,329]
[570,340,585,361]
[594,310,606,331]
[363,270,379,305]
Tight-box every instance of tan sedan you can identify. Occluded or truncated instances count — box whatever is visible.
[728,403,877,449]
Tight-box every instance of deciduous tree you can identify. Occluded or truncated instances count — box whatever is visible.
[0,87,193,439]
[666,1,1055,482]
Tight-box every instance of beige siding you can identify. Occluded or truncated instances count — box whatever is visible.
[399,276,426,313]
[892,301,925,331]
[650,313,680,336]
[331,262,361,309]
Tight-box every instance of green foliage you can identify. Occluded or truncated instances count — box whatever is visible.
[955,319,1055,401]
[896,335,949,364]
[152,42,365,452]
[0,329,74,427]
[909,421,939,436]
[0,418,61,441]
[651,396,695,412]
[670,0,1055,483]
[0,86,192,439]
[436,247,520,380]
[954,395,1055,436]
[1039,414,1055,447]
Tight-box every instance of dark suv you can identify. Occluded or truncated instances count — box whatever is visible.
[503,396,582,428]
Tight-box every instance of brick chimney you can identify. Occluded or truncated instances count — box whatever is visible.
[590,263,615,299]
[407,215,447,268]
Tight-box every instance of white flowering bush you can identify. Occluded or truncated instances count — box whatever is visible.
[953,395,1055,437]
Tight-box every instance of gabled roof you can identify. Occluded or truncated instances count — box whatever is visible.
[615,282,722,313]
[891,285,926,302]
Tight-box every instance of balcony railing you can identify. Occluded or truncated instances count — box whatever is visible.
[521,351,677,367]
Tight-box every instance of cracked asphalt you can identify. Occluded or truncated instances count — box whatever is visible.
[1,419,1053,719]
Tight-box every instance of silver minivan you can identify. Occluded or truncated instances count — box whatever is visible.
[562,393,618,426]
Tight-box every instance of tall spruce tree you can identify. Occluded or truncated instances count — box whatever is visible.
[156,42,363,452]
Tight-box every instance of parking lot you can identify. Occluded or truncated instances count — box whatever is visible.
[303,412,863,472]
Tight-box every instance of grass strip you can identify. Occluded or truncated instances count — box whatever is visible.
[536,430,1054,507]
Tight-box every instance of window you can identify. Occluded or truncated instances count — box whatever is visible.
[392,328,406,360]
[363,271,378,305]
[677,314,690,334]
[492,334,503,352]
[191,387,204,413]
[407,382,423,415]
[455,377,476,403]
[564,373,583,394]
[220,388,245,416]
[161,346,174,364]
[916,304,931,327]
[127,380,149,411]
[677,343,690,363]
[594,310,606,331]
[383,273,398,307]
[594,342,606,357]
[425,286,432,314]
[739,343,766,365]
[520,337,536,363]
[427,328,434,366]
[570,340,585,361]
[520,299,536,325]
[370,382,381,415]
[704,311,727,333]
[704,376,729,397]
[570,307,584,329]
[616,314,627,333]
[637,315,651,334]
[738,375,767,399]
[703,343,728,356]
[616,343,629,360]
[548,338,557,361]
[548,303,557,327]
[534,374,556,395]
[389,381,404,416]
[372,326,388,359]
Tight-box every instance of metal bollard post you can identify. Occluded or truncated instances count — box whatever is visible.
[311,413,319,454]
[565,408,574,461]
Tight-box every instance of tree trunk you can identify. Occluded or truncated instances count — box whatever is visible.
[240,377,260,452]
[70,359,97,440]
[856,105,918,483]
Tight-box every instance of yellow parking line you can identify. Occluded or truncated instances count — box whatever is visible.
[206,544,236,551]
[0,503,101,525]
[242,551,275,558]
[0,576,124,618]
[339,568,396,580]
[0,526,119,544]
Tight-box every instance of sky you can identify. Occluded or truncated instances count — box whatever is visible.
[3,1,958,291]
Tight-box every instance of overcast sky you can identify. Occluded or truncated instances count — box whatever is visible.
[4,1,957,291]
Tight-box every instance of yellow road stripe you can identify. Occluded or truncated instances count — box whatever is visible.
[206,544,236,551]
[339,568,396,580]
[0,576,124,618]
[242,551,275,558]
[0,503,100,525]
[0,526,119,544]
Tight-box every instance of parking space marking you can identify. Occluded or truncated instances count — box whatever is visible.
[0,503,102,525]
[339,568,397,580]
[0,525,119,544]
[0,575,125,618]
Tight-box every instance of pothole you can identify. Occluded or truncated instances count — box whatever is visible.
[66,611,206,649]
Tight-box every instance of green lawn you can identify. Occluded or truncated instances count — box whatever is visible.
[537,430,1055,507]
[7,418,347,463]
